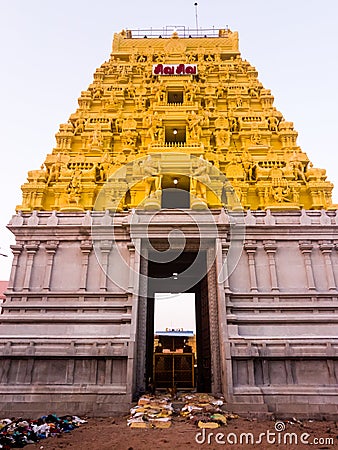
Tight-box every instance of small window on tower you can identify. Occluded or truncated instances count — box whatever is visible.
[165,126,186,144]
[168,91,183,104]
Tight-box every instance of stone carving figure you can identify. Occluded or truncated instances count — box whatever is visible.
[191,155,211,201]
[187,111,201,142]
[289,152,307,183]
[46,153,62,185]
[271,185,291,203]
[305,162,326,182]
[74,117,86,135]
[99,151,112,181]
[92,83,104,100]
[91,123,103,149]
[143,155,161,198]
[215,128,231,148]
[147,113,163,142]
[67,167,82,204]
[241,150,256,181]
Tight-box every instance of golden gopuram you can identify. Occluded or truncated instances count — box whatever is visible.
[18,27,334,212]
[2,27,338,418]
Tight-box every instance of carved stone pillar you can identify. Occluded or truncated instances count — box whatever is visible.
[127,243,136,291]
[263,240,279,292]
[99,240,112,292]
[79,240,93,292]
[220,238,231,293]
[126,238,142,398]
[43,240,59,291]
[207,255,222,394]
[319,241,337,291]
[135,253,148,397]
[244,240,258,292]
[7,243,24,291]
[299,240,316,291]
[22,241,40,292]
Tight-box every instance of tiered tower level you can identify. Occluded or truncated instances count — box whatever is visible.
[19,28,334,212]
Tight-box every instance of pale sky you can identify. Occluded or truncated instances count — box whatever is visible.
[1,0,338,279]
[154,293,196,331]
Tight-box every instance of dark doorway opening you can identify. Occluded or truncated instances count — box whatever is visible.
[161,174,190,209]
[165,126,186,144]
[168,91,183,104]
[146,250,212,392]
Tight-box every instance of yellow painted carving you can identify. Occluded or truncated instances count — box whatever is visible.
[18,29,335,212]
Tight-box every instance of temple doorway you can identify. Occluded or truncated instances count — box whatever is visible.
[145,251,212,393]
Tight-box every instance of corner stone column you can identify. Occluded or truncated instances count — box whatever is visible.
[220,238,231,293]
[299,240,316,291]
[319,241,337,291]
[263,240,279,292]
[22,241,40,292]
[43,240,59,291]
[7,243,24,292]
[79,240,93,292]
[244,240,258,292]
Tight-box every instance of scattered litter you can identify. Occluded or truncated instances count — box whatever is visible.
[0,414,87,448]
[210,413,228,425]
[127,393,239,430]
[127,394,173,429]
[197,421,220,429]
[179,393,238,427]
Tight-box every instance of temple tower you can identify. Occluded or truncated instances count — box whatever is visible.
[1,27,337,417]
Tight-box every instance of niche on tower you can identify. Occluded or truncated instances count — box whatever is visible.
[161,174,190,209]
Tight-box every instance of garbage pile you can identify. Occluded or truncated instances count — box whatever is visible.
[0,414,87,448]
[127,395,173,429]
[127,393,239,430]
[179,393,238,429]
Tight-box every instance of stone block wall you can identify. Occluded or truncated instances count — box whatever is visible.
[0,208,337,417]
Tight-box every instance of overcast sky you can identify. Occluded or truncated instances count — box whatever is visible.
[1,0,338,280]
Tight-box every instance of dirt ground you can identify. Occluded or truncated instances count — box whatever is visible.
[26,415,338,450]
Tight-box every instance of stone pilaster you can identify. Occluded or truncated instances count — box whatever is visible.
[127,242,136,291]
[220,238,231,293]
[99,240,112,292]
[244,240,258,292]
[299,240,316,291]
[319,241,337,291]
[43,240,59,291]
[22,241,40,292]
[79,240,93,292]
[7,243,24,291]
[263,240,279,292]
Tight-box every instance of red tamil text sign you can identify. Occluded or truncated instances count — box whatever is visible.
[152,64,198,75]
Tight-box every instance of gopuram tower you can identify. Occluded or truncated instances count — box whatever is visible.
[1,27,337,417]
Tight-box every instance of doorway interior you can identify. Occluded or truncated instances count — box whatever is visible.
[145,250,212,393]
[161,174,190,209]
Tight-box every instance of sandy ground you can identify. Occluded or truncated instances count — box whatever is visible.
[26,416,338,450]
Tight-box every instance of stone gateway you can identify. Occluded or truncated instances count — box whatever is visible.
[1,27,337,418]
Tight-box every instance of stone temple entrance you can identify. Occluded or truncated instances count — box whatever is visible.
[147,251,211,393]
[1,27,338,418]
[134,241,222,398]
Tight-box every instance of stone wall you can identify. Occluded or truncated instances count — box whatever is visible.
[0,208,337,417]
